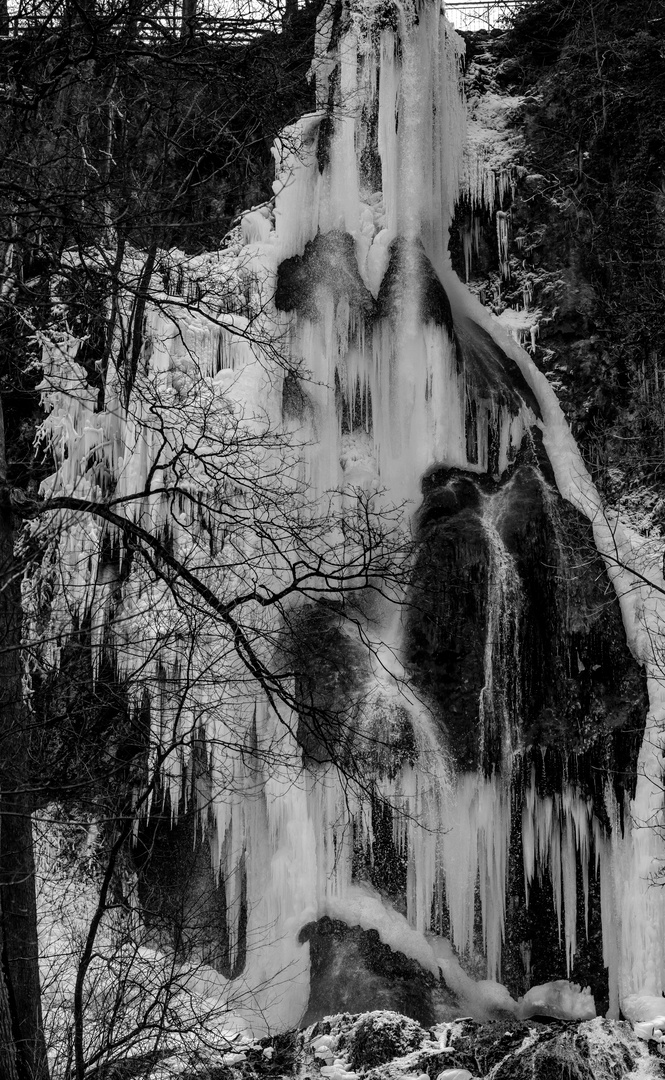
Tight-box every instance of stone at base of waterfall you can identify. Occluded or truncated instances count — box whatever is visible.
[109,1010,664,1079]
[300,919,440,1027]
[517,980,596,1021]
[299,1012,663,1080]
[440,1016,663,1080]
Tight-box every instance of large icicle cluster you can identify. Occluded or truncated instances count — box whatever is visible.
[32,0,665,1033]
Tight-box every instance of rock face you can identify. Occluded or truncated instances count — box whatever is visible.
[299,921,438,1028]
[407,452,646,783]
[443,1018,639,1080]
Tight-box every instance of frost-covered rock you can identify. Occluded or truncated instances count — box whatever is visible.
[438,1016,660,1080]
[139,1012,663,1080]
[344,1012,428,1070]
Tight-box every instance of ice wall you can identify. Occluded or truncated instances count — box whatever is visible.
[33,0,665,1031]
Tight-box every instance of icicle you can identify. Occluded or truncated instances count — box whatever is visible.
[440,773,511,980]
[496,210,510,279]
[522,778,605,977]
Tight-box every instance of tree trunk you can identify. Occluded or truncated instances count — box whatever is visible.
[0,926,19,1080]
[180,0,197,40]
[0,396,49,1080]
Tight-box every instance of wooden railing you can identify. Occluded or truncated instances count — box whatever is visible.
[445,1,522,31]
[1,0,522,42]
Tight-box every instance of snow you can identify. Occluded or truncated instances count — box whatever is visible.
[623,996,665,1023]
[495,304,541,352]
[518,980,596,1022]
[633,1020,665,1043]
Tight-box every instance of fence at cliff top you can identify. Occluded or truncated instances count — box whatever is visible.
[445,1,522,31]
[0,1,525,41]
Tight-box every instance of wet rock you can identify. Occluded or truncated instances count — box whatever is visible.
[299,924,438,1027]
[376,238,454,335]
[442,1016,655,1080]
[275,231,376,321]
[453,311,541,417]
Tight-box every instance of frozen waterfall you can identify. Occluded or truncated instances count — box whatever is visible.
[35,0,665,1032]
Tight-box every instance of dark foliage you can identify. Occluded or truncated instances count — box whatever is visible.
[502,0,665,500]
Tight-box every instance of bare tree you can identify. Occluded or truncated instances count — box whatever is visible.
[0,2,363,1074]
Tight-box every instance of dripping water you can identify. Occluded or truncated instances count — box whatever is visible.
[477,490,523,771]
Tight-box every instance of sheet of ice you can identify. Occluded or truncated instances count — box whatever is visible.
[633,1020,665,1044]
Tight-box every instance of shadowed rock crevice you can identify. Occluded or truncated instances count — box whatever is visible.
[453,311,541,418]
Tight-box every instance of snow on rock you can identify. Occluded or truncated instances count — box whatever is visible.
[633,1020,665,1044]
[495,304,541,353]
[518,980,596,1022]
[463,80,524,212]
[623,995,665,1023]
[345,1011,428,1071]
[293,1013,662,1080]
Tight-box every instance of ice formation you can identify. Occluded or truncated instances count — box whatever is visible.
[33,0,665,1034]
[518,980,596,1022]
